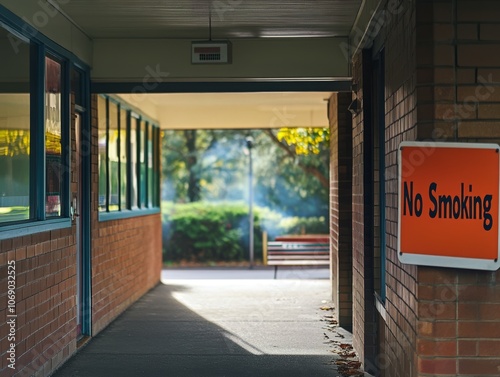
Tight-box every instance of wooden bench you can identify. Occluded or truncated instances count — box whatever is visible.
[264,235,330,279]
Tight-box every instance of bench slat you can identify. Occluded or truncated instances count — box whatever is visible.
[266,237,330,279]
[269,260,330,266]
[266,239,330,279]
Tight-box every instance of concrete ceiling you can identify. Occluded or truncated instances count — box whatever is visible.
[58,0,363,39]
[118,92,332,129]
[59,0,352,130]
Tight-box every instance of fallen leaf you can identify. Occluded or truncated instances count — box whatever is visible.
[320,305,333,311]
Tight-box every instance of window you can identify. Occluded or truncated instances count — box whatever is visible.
[120,108,128,210]
[139,120,147,208]
[109,101,119,211]
[0,28,31,224]
[0,17,92,239]
[147,124,154,207]
[45,56,63,217]
[130,116,138,208]
[153,128,161,207]
[0,23,74,231]
[97,95,160,217]
[98,96,107,212]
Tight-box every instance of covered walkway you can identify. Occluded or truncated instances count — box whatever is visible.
[52,268,349,377]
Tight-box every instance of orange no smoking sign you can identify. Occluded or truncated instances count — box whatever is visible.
[398,142,500,271]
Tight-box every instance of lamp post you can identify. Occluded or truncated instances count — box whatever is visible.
[246,136,254,269]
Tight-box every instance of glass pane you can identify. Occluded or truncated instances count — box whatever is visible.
[130,117,138,208]
[45,57,62,217]
[147,125,153,207]
[120,108,128,210]
[97,96,107,212]
[153,127,160,207]
[0,29,31,223]
[139,120,146,207]
[108,102,119,211]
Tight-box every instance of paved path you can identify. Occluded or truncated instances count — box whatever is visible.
[53,268,342,376]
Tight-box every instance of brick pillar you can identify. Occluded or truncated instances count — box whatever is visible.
[329,92,353,330]
[414,1,500,375]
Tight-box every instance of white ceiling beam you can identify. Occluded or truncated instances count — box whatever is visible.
[91,37,350,83]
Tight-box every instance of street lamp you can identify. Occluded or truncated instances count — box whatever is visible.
[246,136,254,269]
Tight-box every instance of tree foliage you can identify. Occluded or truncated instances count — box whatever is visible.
[276,127,330,155]
[162,128,330,218]
[264,128,329,189]
[162,129,246,202]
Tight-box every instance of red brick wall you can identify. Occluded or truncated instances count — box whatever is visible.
[91,215,162,334]
[329,92,353,330]
[0,230,78,377]
[415,1,500,375]
[90,94,162,335]
[351,1,419,375]
[351,51,366,365]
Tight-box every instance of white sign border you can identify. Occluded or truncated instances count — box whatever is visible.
[397,141,500,271]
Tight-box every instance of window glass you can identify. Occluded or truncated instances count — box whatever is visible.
[147,125,154,207]
[97,96,160,216]
[97,96,107,212]
[120,108,128,210]
[154,128,161,207]
[45,57,62,217]
[108,101,119,211]
[0,28,31,223]
[139,120,146,208]
[130,117,138,208]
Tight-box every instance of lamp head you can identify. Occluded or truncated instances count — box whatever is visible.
[246,136,254,149]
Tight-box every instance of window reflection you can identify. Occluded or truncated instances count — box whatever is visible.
[109,102,119,211]
[98,96,107,212]
[139,120,146,208]
[45,57,62,217]
[96,95,160,215]
[130,117,138,208]
[0,28,31,223]
[120,108,128,210]
[147,124,153,207]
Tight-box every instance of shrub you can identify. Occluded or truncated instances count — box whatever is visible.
[162,201,328,262]
[163,202,251,262]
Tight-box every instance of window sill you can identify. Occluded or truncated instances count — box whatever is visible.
[0,218,71,241]
[98,208,160,222]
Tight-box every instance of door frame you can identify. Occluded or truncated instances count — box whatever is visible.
[74,65,92,338]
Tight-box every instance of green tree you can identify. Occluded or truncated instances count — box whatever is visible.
[162,128,330,218]
[162,129,247,202]
[263,127,329,189]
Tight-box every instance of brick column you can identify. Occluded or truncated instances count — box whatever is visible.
[415,1,500,376]
[329,92,353,330]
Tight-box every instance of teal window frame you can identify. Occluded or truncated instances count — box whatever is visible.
[98,95,160,221]
[0,7,90,240]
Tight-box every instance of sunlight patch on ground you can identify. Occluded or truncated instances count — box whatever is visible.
[167,277,332,356]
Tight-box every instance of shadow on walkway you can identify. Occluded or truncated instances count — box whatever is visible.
[53,276,339,376]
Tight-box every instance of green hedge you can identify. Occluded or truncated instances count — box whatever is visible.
[162,201,328,262]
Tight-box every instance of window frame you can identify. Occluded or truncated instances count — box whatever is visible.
[0,11,90,240]
[98,95,160,222]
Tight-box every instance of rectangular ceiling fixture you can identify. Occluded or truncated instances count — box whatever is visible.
[191,41,232,64]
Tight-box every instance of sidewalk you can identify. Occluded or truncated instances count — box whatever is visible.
[53,268,344,377]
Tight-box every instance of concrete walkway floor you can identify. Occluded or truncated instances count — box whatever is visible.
[53,268,346,377]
